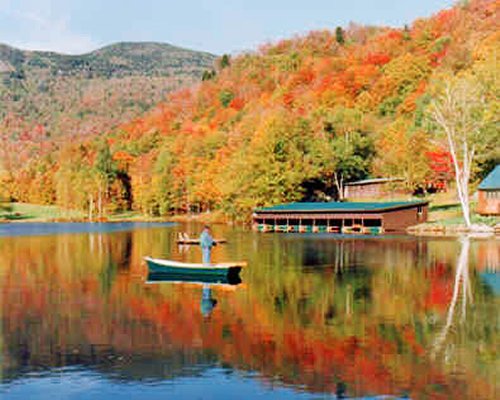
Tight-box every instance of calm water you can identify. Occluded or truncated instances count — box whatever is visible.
[0,223,498,399]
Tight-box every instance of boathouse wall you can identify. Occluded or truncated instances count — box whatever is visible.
[380,205,427,231]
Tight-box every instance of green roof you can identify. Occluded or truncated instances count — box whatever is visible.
[478,165,500,190]
[255,201,428,213]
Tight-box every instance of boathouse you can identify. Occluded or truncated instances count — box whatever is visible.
[344,178,405,200]
[253,201,428,234]
[477,165,500,216]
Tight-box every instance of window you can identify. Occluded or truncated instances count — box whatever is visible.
[330,219,342,227]
[364,219,382,227]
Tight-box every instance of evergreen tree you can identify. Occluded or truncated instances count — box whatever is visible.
[335,27,345,45]
[220,54,231,69]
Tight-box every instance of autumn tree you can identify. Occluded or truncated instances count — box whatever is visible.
[428,78,486,227]
[373,119,431,189]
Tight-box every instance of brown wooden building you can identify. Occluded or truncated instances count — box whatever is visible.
[477,165,500,216]
[344,178,405,199]
[253,201,428,234]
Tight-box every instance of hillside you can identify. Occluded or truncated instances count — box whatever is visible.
[1,0,498,218]
[0,42,216,138]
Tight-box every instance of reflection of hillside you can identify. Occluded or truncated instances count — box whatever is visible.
[0,227,497,399]
[2,345,217,384]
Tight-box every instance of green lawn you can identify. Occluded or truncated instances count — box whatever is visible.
[0,203,166,222]
[0,203,85,221]
[428,201,498,226]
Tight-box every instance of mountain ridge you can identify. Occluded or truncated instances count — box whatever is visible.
[0,40,217,142]
[0,41,216,78]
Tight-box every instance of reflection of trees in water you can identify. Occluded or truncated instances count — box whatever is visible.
[432,236,472,357]
[0,229,498,398]
[428,236,498,397]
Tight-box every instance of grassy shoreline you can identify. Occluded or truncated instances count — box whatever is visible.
[2,202,498,236]
[0,203,228,224]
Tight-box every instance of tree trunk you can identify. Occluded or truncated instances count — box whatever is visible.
[445,130,472,228]
[333,172,344,201]
[89,195,94,221]
[98,187,103,219]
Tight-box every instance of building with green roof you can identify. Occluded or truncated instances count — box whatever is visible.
[253,200,428,234]
[477,165,500,216]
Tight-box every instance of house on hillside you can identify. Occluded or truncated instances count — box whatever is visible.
[343,178,405,200]
[477,165,500,216]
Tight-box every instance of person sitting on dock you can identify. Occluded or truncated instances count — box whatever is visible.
[199,225,216,265]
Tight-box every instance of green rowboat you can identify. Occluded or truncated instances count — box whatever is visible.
[176,238,227,245]
[146,271,242,286]
[144,256,245,278]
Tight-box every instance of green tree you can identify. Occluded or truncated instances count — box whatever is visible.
[219,89,234,108]
[332,132,374,200]
[202,69,216,81]
[151,147,176,215]
[335,27,345,45]
[320,107,374,199]
[94,140,117,217]
[220,54,231,69]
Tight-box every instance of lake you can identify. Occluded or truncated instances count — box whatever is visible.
[0,223,498,399]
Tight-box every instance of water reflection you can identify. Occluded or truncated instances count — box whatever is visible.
[432,236,472,357]
[0,224,498,399]
[201,285,218,317]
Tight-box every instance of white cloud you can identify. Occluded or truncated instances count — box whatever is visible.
[1,0,99,54]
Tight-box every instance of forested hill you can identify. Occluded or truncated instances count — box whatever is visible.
[0,42,215,78]
[1,0,498,219]
[0,42,216,138]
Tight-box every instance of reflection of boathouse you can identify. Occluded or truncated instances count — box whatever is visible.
[253,201,428,234]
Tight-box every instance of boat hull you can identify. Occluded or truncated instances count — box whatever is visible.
[144,257,244,279]
[176,238,227,245]
[146,271,242,285]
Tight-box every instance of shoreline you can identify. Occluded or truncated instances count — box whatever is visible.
[3,216,499,239]
[0,212,231,225]
[2,203,499,237]
[407,222,500,237]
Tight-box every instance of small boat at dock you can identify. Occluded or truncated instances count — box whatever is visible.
[144,256,245,279]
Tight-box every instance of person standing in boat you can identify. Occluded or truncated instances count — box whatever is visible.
[200,225,216,264]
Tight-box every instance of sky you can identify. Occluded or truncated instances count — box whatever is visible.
[0,0,455,55]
